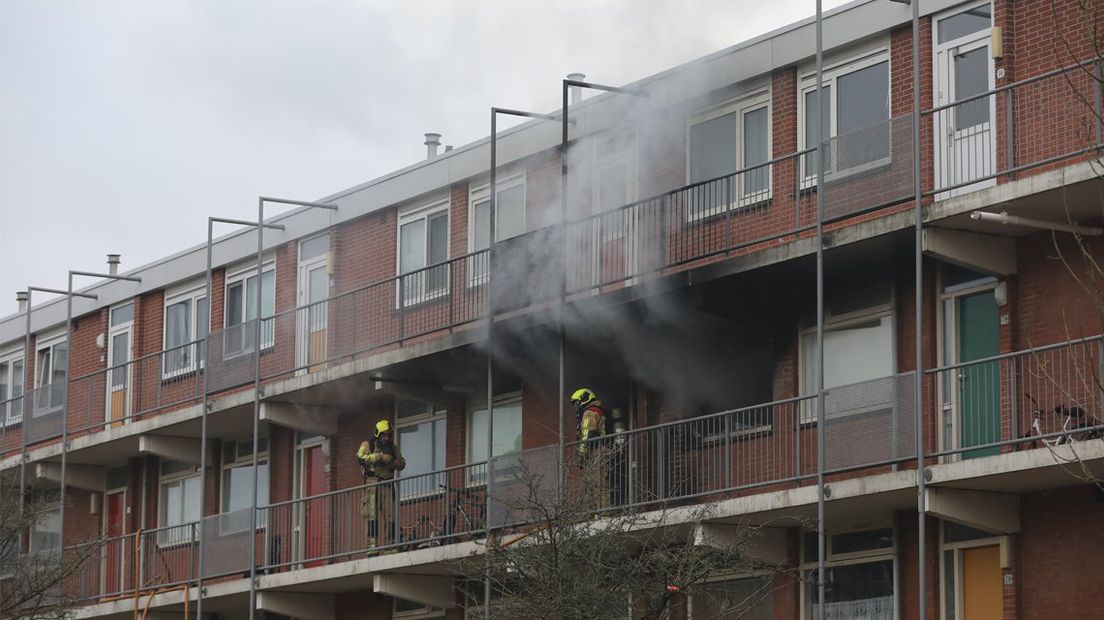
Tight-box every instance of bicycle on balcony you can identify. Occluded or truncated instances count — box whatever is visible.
[1016,393,1104,450]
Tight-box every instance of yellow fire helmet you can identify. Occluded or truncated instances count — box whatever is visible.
[375,419,393,437]
[570,388,597,408]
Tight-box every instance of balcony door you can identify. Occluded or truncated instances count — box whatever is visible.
[934,2,996,198]
[297,235,330,373]
[102,489,126,595]
[943,275,1000,460]
[294,434,327,568]
[106,302,134,427]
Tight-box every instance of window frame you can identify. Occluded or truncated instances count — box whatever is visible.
[32,330,67,418]
[219,436,270,534]
[798,47,892,187]
[687,571,774,620]
[222,259,277,358]
[0,347,24,426]
[466,392,523,485]
[396,198,452,306]
[798,286,896,423]
[592,128,639,240]
[162,283,209,379]
[27,491,62,556]
[686,88,773,221]
[467,173,527,286]
[799,524,897,620]
[395,399,448,498]
[157,460,201,547]
[939,519,1001,620]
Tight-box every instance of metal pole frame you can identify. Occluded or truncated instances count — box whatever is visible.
[910,1,927,619]
[814,1,827,617]
[484,106,566,617]
[249,198,335,620]
[202,216,283,620]
[20,285,95,523]
[558,78,647,500]
[62,270,138,576]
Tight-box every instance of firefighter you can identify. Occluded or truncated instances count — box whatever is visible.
[357,419,405,551]
[571,388,607,457]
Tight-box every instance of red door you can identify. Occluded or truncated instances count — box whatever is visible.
[104,491,126,595]
[302,446,326,567]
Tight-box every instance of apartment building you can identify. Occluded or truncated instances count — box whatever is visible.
[3,0,1104,618]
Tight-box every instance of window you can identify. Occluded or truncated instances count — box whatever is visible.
[163,285,208,378]
[802,526,895,620]
[28,491,62,555]
[0,350,24,425]
[394,597,444,618]
[469,175,526,283]
[398,200,450,305]
[593,130,637,238]
[158,460,201,545]
[800,280,894,421]
[690,575,773,619]
[221,437,269,533]
[688,92,771,218]
[396,400,447,496]
[467,395,523,483]
[33,333,67,416]
[800,51,891,183]
[224,262,275,357]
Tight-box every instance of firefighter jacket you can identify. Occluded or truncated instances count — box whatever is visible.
[577,402,607,455]
[357,438,406,481]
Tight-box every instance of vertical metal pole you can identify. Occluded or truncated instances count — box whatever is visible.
[198,217,214,620]
[911,0,927,619]
[559,83,570,498]
[60,276,73,560]
[484,110,498,620]
[20,289,31,518]
[812,2,830,613]
[249,199,263,620]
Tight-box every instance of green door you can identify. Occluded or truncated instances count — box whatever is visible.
[958,291,1000,458]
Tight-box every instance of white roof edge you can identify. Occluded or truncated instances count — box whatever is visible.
[2,0,957,345]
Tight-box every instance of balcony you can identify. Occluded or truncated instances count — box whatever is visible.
[43,333,1104,613]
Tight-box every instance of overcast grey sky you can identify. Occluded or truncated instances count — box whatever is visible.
[1,0,846,318]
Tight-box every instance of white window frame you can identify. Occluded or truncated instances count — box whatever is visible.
[466,392,523,485]
[397,198,451,306]
[686,89,773,221]
[33,330,67,417]
[0,347,24,426]
[592,128,638,240]
[798,46,892,187]
[223,259,276,358]
[798,290,896,423]
[468,174,527,286]
[162,282,208,379]
[799,524,897,620]
[220,436,270,534]
[157,461,201,547]
[395,399,448,498]
[27,491,62,556]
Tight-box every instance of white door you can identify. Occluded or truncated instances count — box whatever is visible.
[297,235,330,371]
[591,134,638,287]
[106,303,134,426]
[934,2,996,198]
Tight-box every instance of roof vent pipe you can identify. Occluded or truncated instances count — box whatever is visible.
[444,145,454,153]
[16,291,28,313]
[567,73,586,104]
[107,254,121,275]
[424,133,442,160]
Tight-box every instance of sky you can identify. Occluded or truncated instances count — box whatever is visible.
[0,0,849,318]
